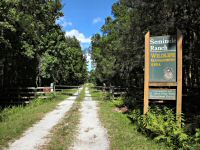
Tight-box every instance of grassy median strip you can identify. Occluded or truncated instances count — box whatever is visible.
[89,87,168,150]
[41,86,85,150]
[0,89,77,148]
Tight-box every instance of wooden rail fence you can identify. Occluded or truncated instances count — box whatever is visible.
[92,86,128,98]
[0,85,81,104]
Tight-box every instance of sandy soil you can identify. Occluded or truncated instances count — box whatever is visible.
[72,88,109,150]
[7,89,82,150]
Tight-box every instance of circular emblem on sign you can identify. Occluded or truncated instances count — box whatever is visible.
[164,67,174,80]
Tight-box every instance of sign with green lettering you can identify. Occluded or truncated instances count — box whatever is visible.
[149,89,176,100]
[150,36,177,82]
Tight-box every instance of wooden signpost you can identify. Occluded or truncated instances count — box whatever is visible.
[144,30,183,124]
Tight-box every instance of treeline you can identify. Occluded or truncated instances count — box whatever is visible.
[91,0,200,95]
[0,0,87,87]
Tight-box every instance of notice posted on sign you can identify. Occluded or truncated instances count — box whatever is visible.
[149,89,176,100]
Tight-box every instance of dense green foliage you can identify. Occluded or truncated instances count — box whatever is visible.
[0,0,87,88]
[130,107,190,149]
[129,106,200,149]
[91,0,200,93]
[41,34,87,85]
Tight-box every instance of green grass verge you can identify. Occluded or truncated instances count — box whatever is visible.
[89,87,169,150]
[41,86,85,150]
[0,89,77,148]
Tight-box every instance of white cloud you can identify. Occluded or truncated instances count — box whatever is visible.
[56,17,72,27]
[86,53,92,63]
[65,29,91,43]
[85,53,93,71]
[92,17,103,24]
[62,22,73,27]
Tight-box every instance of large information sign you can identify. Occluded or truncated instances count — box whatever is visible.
[144,30,183,125]
[150,36,177,82]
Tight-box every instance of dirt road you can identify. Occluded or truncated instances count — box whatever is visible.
[72,88,109,150]
[8,89,82,150]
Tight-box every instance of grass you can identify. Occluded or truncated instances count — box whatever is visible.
[89,87,169,150]
[41,86,85,150]
[0,89,77,149]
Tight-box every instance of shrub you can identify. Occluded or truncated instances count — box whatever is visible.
[195,129,200,143]
[129,106,191,149]
[111,97,125,107]
[130,109,147,134]
[124,97,138,109]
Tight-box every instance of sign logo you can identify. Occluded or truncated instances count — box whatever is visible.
[164,67,174,80]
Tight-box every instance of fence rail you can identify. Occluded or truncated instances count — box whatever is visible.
[0,85,81,104]
[92,86,128,98]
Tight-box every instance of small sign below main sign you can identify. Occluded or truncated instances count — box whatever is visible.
[150,35,177,82]
[149,89,176,100]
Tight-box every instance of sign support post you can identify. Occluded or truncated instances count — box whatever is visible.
[176,29,183,125]
[144,31,150,114]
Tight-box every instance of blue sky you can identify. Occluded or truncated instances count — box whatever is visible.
[56,0,117,71]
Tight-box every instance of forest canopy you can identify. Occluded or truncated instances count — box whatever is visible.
[0,0,87,87]
[91,0,200,94]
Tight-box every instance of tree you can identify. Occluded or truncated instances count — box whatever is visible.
[91,0,200,97]
[0,0,87,88]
